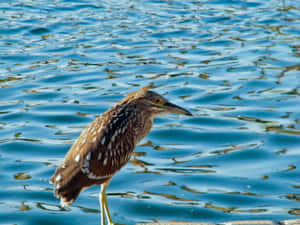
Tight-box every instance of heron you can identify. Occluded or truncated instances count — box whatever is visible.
[50,88,192,224]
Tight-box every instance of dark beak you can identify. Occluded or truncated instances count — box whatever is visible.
[164,102,193,116]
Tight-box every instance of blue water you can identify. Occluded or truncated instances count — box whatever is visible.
[0,0,300,224]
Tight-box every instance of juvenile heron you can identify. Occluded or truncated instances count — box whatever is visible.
[50,88,192,225]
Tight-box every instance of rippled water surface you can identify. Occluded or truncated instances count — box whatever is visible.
[0,0,300,224]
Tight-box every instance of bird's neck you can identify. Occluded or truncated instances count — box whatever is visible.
[135,116,153,144]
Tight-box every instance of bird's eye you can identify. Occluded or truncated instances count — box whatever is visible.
[154,98,162,104]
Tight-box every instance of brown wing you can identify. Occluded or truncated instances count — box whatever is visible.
[50,104,138,205]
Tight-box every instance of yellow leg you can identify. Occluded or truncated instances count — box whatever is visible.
[99,185,106,225]
[100,181,115,225]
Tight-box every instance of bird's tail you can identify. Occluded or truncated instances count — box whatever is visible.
[50,161,111,207]
[59,187,82,207]
[50,165,84,207]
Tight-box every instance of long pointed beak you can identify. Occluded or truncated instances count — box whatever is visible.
[164,102,193,116]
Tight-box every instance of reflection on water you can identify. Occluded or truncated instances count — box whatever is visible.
[0,0,300,224]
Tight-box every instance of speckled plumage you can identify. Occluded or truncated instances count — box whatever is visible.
[50,88,192,224]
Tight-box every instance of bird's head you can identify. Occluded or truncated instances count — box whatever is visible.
[125,88,193,117]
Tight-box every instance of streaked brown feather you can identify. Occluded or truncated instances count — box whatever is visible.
[50,92,153,205]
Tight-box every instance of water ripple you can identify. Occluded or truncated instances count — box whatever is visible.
[0,0,299,224]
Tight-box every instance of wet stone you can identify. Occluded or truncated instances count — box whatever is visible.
[220,221,277,225]
[137,223,215,225]
[137,220,300,225]
[280,219,300,225]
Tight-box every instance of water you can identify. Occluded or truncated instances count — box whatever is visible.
[0,0,299,224]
